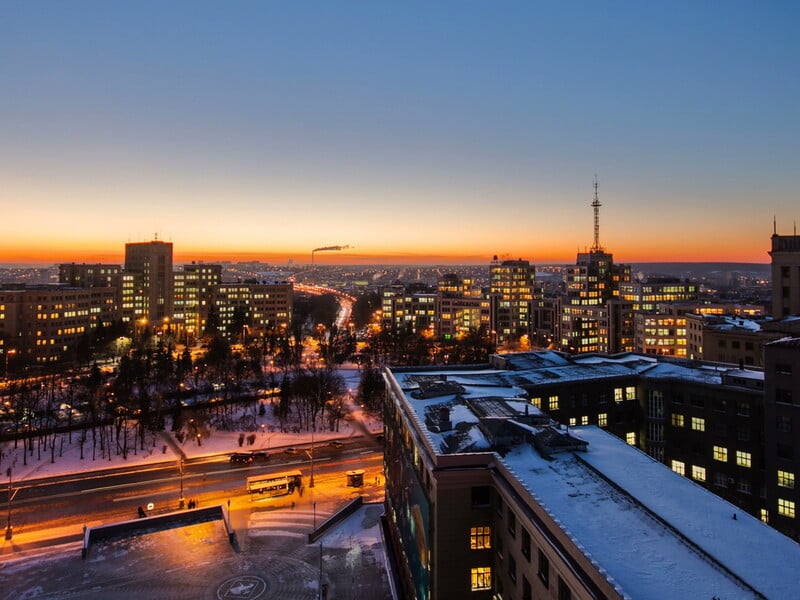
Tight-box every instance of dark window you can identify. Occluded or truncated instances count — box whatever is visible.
[495,493,504,518]
[776,389,793,405]
[718,339,727,348]
[714,399,727,413]
[777,416,792,433]
[778,444,794,460]
[736,401,751,416]
[745,342,754,351]
[691,395,705,408]
[538,550,550,588]
[736,428,751,442]
[507,508,516,538]
[522,576,532,600]
[521,528,531,561]
[731,341,740,350]
[712,423,727,437]
[558,577,572,600]
[776,363,792,375]
[471,486,491,507]
[496,531,504,559]
[508,554,517,583]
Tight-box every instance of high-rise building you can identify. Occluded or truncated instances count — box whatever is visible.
[769,225,800,318]
[490,258,535,346]
[211,281,293,341]
[123,240,174,324]
[173,263,222,343]
[560,180,631,353]
[437,273,490,341]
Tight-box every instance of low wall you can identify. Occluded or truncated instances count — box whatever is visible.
[308,496,363,544]
[82,505,230,558]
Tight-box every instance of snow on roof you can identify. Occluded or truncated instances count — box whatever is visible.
[502,427,800,599]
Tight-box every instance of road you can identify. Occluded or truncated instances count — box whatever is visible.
[2,436,384,552]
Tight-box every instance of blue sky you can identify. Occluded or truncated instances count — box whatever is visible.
[1,1,797,264]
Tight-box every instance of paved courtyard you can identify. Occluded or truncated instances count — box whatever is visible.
[1,501,394,600]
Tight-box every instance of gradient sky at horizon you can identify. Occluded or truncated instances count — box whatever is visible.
[1,1,798,266]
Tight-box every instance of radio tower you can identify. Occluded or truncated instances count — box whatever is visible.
[591,175,603,252]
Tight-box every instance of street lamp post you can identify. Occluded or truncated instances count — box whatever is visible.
[309,424,315,488]
[5,467,12,540]
[178,458,185,509]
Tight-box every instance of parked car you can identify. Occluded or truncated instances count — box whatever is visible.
[328,440,344,448]
[284,447,299,455]
[229,452,254,464]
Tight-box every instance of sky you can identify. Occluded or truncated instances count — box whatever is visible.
[1,1,798,266]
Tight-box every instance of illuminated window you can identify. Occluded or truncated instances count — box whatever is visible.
[625,386,636,400]
[598,413,607,427]
[530,397,541,409]
[581,415,589,425]
[470,526,491,550]
[626,432,636,445]
[736,451,751,468]
[778,499,796,519]
[761,508,769,524]
[471,567,492,591]
[548,396,559,411]
[614,388,623,403]
[692,465,706,482]
[671,414,684,427]
[671,460,685,476]
[713,446,728,462]
[778,470,795,489]
[569,417,576,427]
[691,417,705,432]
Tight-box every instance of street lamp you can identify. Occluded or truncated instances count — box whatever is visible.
[5,467,13,540]
[309,424,315,488]
[178,458,185,509]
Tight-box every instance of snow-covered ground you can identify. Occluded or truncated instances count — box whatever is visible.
[0,365,383,483]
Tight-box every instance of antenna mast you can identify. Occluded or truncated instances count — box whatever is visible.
[591,175,602,252]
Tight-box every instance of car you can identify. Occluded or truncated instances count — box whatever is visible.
[328,440,344,448]
[229,452,254,464]
[250,451,270,460]
[284,447,299,455]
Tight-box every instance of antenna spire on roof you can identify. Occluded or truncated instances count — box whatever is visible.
[591,175,602,252]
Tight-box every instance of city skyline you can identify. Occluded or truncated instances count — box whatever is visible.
[2,2,797,266]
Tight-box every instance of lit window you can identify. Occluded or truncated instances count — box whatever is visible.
[597,413,607,427]
[625,386,636,400]
[569,417,576,427]
[531,397,541,409]
[778,499,796,519]
[614,388,623,403]
[581,415,589,426]
[471,567,492,591]
[671,460,685,476]
[671,414,684,427]
[470,526,491,550]
[548,395,559,411]
[691,417,705,432]
[736,451,752,468]
[713,446,728,462]
[778,470,795,489]
[761,508,769,524]
[692,465,706,482]
[626,432,636,445]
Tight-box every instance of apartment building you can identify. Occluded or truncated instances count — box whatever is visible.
[383,361,800,599]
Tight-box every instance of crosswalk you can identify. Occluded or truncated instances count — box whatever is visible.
[247,504,329,546]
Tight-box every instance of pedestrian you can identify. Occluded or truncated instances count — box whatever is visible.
[291,501,295,509]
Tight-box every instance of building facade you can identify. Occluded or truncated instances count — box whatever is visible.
[769,230,800,318]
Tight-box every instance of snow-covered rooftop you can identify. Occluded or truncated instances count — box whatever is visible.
[503,428,800,599]
[388,356,797,599]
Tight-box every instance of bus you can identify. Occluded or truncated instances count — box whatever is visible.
[246,470,302,498]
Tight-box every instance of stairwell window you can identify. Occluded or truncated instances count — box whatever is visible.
[470,526,491,550]
[470,567,492,591]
